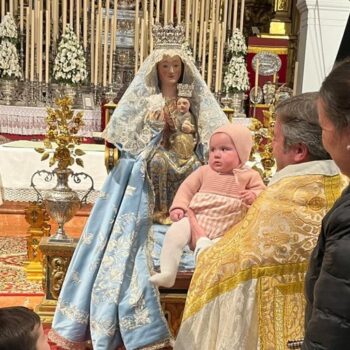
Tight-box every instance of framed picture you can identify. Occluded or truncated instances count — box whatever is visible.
[82,93,95,110]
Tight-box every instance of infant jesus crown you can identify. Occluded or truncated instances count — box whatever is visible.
[152,23,185,50]
[177,83,194,98]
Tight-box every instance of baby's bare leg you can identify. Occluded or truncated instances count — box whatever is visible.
[149,218,191,288]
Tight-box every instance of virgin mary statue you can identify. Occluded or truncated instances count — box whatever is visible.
[49,23,227,350]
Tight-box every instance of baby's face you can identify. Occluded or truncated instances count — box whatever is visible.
[177,98,190,113]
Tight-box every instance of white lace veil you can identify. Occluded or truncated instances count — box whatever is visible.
[102,47,228,156]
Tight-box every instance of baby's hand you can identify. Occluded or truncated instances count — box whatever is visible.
[240,190,256,205]
[181,120,194,133]
[170,209,185,222]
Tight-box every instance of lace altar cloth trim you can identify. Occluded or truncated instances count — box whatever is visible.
[0,105,101,137]
[3,187,99,204]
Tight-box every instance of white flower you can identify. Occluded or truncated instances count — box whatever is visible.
[53,24,87,84]
[0,13,18,40]
[224,29,249,93]
[0,12,22,79]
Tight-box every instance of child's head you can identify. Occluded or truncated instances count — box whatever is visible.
[0,306,50,350]
[209,124,253,174]
[177,97,191,114]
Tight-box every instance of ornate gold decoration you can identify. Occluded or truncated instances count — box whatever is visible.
[177,83,194,98]
[35,97,85,170]
[152,23,185,50]
[270,0,293,35]
[24,202,51,281]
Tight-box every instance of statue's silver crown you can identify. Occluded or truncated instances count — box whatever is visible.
[152,23,185,50]
[177,83,194,98]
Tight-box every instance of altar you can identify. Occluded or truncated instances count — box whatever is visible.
[0,105,101,139]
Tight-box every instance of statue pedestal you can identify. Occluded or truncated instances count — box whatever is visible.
[36,237,78,324]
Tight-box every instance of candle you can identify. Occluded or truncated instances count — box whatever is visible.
[140,18,144,65]
[83,0,87,49]
[63,0,67,30]
[233,0,238,29]
[30,10,35,81]
[272,73,277,84]
[156,0,160,22]
[134,0,139,72]
[76,0,80,41]
[25,7,30,80]
[102,8,109,87]
[177,0,181,24]
[215,25,222,93]
[108,15,116,85]
[239,0,245,33]
[94,11,100,85]
[70,0,73,27]
[201,20,207,78]
[38,10,43,82]
[185,0,190,41]
[10,0,13,15]
[207,21,214,89]
[113,0,118,51]
[293,61,299,96]
[90,0,95,84]
[170,0,174,23]
[20,0,24,32]
[198,0,205,60]
[254,59,259,97]
[149,0,154,51]
[193,0,198,58]
[45,9,50,83]
[164,0,168,25]
[227,0,232,30]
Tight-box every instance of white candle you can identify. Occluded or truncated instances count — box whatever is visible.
[25,7,30,80]
[254,59,259,97]
[83,0,87,49]
[164,0,168,25]
[215,25,222,93]
[198,0,205,60]
[113,0,118,51]
[232,0,238,29]
[76,0,80,41]
[108,15,116,85]
[239,0,245,33]
[207,21,214,89]
[94,11,100,85]
[63,0,67,30]
[201,20,207,79]
[45,9,50,83]
[156,0,160,22]
[102,8,109,87]
[30,10,35,81]
[9,0,13,15]
[140,18,144,65]
[20,0,24,32]
[90,0,95,84]
[170,0,174,23]
[293,61,299,96]
[38,10,43,82]
[177,0,181,24]
[185,0,190,41]
[70,0,73,27]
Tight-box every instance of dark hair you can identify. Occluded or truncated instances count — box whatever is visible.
[0,306,41,350]
[319,58,350,130]
[275,92,330,161]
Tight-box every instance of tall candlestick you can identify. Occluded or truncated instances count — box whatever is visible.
[293,61,299,96]
[113,0,118,51]
[9,0,13,15]
[233,0,238,29]
[38,10,43,82]
[215,24,222,93]
[272,73,277,83]
[170,0,174,23]
[239,0,245,33]
[227,0,232,30]
[254,59,259,97]
[76,0,80,40]
[83,0,87,49]
[164,0,168,25]
[140,18,144,65]
[198,0,205,60]
[69,0,73,27]
[201,20,207,79]
[207,21,214,89]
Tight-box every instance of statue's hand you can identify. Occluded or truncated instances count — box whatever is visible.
[181,120,195,133]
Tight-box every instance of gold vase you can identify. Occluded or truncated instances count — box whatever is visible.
[2,79,16,105]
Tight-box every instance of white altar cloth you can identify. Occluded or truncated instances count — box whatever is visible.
[0,141,107,204]
[0,105,101,137]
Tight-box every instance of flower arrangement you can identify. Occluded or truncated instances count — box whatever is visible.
[35,97,85,170]
[223,29,249,93]
[0,12,22,79]
[53,24,87,85]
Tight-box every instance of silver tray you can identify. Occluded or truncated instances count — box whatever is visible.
[252,51,282,76]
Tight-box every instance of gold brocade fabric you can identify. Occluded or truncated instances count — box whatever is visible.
[177,170,346,350]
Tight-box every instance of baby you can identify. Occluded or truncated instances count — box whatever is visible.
[0,306,50,350]
[150,123,266,287]
[176,97,195,134]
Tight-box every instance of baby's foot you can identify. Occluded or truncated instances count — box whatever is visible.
[149,272,176,288]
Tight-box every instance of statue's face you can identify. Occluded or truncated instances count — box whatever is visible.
[157,55,182,86]
[177,98,190,113]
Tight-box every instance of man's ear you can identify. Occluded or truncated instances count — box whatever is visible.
[293,143,309,163]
